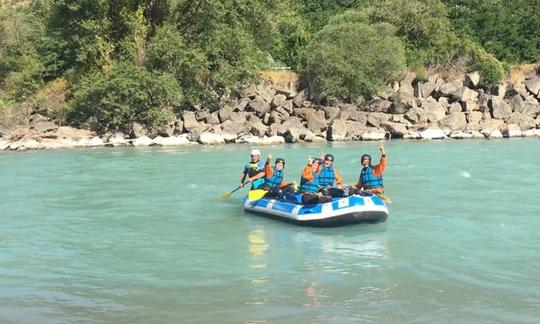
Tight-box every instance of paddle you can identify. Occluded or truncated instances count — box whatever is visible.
[375,193,392,204]
[343,185,392,204]
[220,182,247,200]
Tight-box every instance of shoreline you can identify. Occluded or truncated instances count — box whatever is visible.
[1,130,539,153]
[2,69,539,152]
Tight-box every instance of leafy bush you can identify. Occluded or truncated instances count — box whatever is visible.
[68,63,182,132]
[303,11,407,100]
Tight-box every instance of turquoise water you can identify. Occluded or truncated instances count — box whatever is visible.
[1,139,539,323]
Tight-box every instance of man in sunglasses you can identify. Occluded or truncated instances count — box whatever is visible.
[354,144,387,194]
[240,149,266,189]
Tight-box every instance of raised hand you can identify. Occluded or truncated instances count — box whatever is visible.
[379,143,385,155]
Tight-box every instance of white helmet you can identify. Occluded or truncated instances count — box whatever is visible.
[250,149,261,156]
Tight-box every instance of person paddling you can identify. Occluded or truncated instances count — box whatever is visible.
[353,144,387,194]
[240,149,266,190]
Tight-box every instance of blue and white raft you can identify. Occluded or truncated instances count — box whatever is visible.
[243,194,388,227]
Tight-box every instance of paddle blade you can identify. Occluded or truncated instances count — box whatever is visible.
[376,193,392,204]
[220,192,233,200]
[248,189,267,201]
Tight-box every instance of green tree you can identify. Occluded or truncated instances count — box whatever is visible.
[445,0,540,63]
[68,63,182,132]
[303,11,407,100]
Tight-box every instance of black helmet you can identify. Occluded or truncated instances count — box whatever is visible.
[312,158,323,165]
[324,154,334,162]
[275,158,285,166]
[361,154,372,162]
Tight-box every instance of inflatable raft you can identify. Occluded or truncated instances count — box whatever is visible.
[243,192,388,227]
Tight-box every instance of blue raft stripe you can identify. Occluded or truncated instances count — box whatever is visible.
[331,196,365,210]
[371,196,385,206]
[299,204,322,215]
[271,201,297,213]
[255,199,269,208]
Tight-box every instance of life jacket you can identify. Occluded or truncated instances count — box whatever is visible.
[300,171,319,193]
[319,164,336,187]
[245,160,266,189]
[359,166,384,189]
[265,168,284,190]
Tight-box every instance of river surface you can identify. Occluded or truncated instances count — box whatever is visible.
[0,139,539,323]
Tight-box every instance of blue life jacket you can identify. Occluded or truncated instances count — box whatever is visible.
[359,166,384,189]
[265,168,284,190]
[244,160,266,189]
[300,171,319,193]
[319,164,336,187]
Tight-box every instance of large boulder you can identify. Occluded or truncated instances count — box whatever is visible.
[152,135,191,146]
[220,120,247,135]
[420,98,447,123]
[525,77,540,96]
[292,89,306,108]
[205,112,220,125]
[461,87,479,102]
[284,127,313,143]
[505,124,522,137]
[107,132,129,147]
[420,127,446,140]
[439,112,467,131]
[508,94,524,112]
[271,94,287,108]
[229,111,248,123]
[367,113,390,128]
[439,80,464,98]
[384,122,408,138]
[328,119,347,141]
[490,98,513,119]
[516,101,540,118]
[249,98,271,117]
[8,138,42,151]
[466,72,481,88]
[449,131,474,139]
[448,102,463,113]
[182,111,199,131]
[199,132,225,145]
[324,106,341,120]
[0,139,10,150]
[507,112,537,130]
[467,112,483,125]
[256,84,276,103]
[218,105,234,122]
[340,106,367,124]
[361,130,387,141]
[418,80,438,98]
[405,107,429,125]
[306,115,327,135]
[132,136,153,146]
[364,99,392,113]
[269,109,289,125]
[345,121,367,140]
[389,92,417,113]
[248,119,269,137]
[399,73,416,97]
[491,83,507,98]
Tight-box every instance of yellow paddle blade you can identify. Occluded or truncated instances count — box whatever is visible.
[220,192,233,200]
[248,189,268,201]
[376,193,392,204]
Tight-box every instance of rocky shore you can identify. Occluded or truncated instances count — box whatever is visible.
[1,69,540,152]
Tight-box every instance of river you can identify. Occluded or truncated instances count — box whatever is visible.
[0,139,539,323]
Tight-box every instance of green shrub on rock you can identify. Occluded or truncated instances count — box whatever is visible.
[68,63,182,133]
[303,11,407,101]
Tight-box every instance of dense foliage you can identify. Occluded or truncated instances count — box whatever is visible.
[303,11,407,99]
[0,0,538,129]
